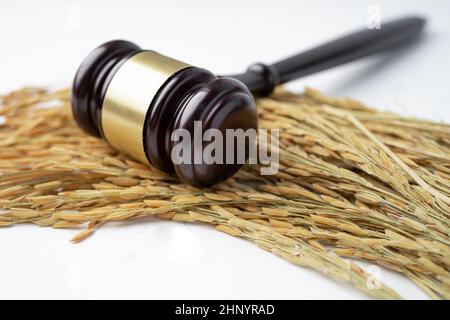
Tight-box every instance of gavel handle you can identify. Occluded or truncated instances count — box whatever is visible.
[229,16,426,96]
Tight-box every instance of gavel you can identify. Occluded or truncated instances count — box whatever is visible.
[72,16,425,187]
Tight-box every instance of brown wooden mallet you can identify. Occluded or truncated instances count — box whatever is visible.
[72,17,425,187]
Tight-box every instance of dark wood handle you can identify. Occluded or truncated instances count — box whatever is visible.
[230,16,426,96]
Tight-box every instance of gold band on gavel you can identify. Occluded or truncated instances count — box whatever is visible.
[101,51,190,164]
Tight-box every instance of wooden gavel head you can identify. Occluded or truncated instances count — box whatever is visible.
[72,40,258,187]
[72,19,425,187]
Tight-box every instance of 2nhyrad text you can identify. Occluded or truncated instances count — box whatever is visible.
[175,304,275,317]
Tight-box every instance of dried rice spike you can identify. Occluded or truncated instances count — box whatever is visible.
[204,193,233,201]
[0,221,12,227]
[1,86,449,299]
[70,229,95,243]
[34,180,62,191]
[52,221,83,229]
[216,224,242,237]
[333,108,450,206]
[172,213,196,222]
[109,177,139,187]
[144,200,172,208]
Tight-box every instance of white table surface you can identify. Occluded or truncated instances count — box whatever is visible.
[1,0,449,300]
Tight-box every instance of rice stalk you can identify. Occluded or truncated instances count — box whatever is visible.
[1,86,449,299]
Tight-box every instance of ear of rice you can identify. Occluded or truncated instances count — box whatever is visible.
[1,86,449,299]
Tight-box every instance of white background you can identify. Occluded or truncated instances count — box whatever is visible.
[0,0,449,300]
